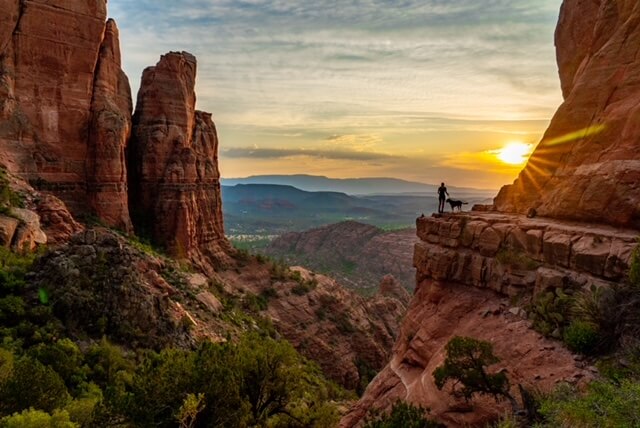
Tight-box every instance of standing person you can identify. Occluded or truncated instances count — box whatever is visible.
[437,182,449,214]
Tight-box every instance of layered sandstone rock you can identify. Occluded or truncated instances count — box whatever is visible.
[267,221,418,290]
[87,19,133,232]
[0,0,132,229]
[128,52,231,268]
[341,212,633,426]
[495,0,640,229]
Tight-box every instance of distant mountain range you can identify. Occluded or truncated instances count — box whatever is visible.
[221,183,494,237]
[222,174,496,196]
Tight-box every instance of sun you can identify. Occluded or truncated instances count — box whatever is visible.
[496,142,533,165]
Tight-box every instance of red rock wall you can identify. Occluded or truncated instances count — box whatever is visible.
[495,0,640,229]
[87,19,133,232]
[128,52,231,267]
[0,0,132,230]
[341,212,634,426]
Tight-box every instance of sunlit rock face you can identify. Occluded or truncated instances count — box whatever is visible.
[0,0,133,231]
[495,0,640,229]
[128,52,232,269]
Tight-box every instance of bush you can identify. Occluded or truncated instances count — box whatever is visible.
[0,408,77,428]
[364,401,443,428]
[0,357,70,414]
[529,287,573,337]
[496,249,539,271]
[563,320,600,355]
[630,242,640,289]
[538,380,640,427]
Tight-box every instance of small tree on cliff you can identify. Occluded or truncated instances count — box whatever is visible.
[432,336,517,409]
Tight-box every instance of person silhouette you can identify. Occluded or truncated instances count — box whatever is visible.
[437,182,449,213]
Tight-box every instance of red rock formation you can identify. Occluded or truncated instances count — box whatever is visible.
[219,263,411,390]
[495,0,640,229]
[342,213,636,426]
[128,52,231,268]
[268,221,418,290]
[0,0,133,229]
[87,19,133,232]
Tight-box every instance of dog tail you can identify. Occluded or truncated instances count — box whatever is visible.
[462,202,469,205]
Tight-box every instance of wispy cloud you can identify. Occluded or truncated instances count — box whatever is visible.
[221,147,401,161]
[108,0,563,188]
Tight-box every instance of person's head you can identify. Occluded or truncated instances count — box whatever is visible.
[441,182,444,186]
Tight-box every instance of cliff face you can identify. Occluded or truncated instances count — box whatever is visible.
[267,221,418,290]
[342,213,638,426]
[128,52,231,268]
[0,2,231,265]
[0,0,133,230]
[495,0,640,228]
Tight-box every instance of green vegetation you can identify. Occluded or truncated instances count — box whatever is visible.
[0,238,347,427]
[0,168,24,216]
[499,242,640,427]
[496,249,539,271]
[537,380,640,428]
[563,320,599,354]
[363,401,443,428]
[528,287,573,337]
[433,337,513,406]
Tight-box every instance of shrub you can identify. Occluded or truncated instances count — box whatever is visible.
[496,249,539,271]
[630,242,640,289]
[0,357,70,414]
[529,287,573,337]
[538,380,640,427]
[364,401,443,428]
[292,282,311,295]
[433,337,512,405]
[0,408,77,428]
[563,320,600,355]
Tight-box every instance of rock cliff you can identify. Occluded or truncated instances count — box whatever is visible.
[0,2,231,267]
[0,0,133,230]
[267,221,418,291]
[127,52,231,268]
[217,260,411,390]
[342,213,638,426]
[495,0,640,228]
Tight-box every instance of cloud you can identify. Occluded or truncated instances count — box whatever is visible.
[221,147,401,161]
[108,0,562,186]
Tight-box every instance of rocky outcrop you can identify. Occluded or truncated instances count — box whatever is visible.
[219,261,411,390]
[1,171,82,248]
[342,212,632,426]
[267,221,418,290]
[495,0,640,229]
[128,52,231,269]
[0,0,134,229]
[87,19,133,232]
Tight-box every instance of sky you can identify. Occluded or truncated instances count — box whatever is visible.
[108,0,564,190]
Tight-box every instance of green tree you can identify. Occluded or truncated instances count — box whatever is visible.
[233,334,304,425]
[0,409,77,428]
[0,357,70,414]
[432,337,514,408]
[364,401,443,428]
[125,348,196,427]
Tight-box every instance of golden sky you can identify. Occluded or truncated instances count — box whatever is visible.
[110,0,563,190]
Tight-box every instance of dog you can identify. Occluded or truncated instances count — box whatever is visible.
[446,198,468,212]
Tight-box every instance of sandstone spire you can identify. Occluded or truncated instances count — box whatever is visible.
[128,52,231,268]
